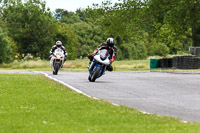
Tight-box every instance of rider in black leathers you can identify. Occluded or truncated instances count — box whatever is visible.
[88,38,117,71]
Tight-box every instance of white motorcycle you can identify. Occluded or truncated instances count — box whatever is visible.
[50,48,65,75]
[88,49,111,82]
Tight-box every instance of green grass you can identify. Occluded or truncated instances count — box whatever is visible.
[1,58,200,72]
[0,74,200,133]
[113,60,149,71]
[0,59,150,71]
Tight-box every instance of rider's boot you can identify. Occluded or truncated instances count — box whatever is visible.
[106,64,113,71]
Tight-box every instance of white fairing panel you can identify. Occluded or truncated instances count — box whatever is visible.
[50,48,65,71]
[94,55,110,65]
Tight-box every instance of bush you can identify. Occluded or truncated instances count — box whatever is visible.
[147,39,169,57]
[117,42,147,60]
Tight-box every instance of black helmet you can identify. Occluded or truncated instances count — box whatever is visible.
[106,38,115,47]
[56,40,62,47]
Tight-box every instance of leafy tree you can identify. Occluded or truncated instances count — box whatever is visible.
[0,27,15,63]
[164,0,200,46]
[2,0,55,59]
[54,9,81,24]
[72,21,105,58]
[75,8,87,22]
[54,22,80,59]
[145,0,199,47]
[0,0,198,61]
[118,42,147,60]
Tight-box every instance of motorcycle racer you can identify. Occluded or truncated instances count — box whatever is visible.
[88,38,117,71]
[49,40,68,61]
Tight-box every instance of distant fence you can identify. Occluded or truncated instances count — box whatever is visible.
[150,56,200,69]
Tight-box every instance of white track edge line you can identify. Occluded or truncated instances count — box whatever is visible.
[40,72,120,107]
[40,72,93,98]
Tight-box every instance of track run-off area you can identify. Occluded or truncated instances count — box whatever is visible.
[1,71,200,123]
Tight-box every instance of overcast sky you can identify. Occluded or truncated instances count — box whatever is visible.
[44,0,120,12]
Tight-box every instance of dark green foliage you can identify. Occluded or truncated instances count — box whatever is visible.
[53,22,79,60]
[2,0,55,59]
[0,28,15,63]
[0,0,199,63]
[54,9,81,24]
[118,42,147,60]
[86,0,197,58]
[72,22,105,58]
[1,0,80,61]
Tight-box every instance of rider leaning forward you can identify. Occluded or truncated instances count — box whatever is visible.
[88,37,117,71]
[49,40,68,61]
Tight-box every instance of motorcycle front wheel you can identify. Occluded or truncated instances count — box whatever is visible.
[91,66,101,82]
[88,76,91,82]
[54,63,60,75]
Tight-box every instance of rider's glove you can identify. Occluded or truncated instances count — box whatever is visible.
[88,54,93,61]
[110,56,116,64]
[110,59,114,64]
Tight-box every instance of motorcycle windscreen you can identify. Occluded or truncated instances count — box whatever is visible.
[55,48,63,56]
[100,49,109,60]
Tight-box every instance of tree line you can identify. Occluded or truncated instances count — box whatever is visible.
[0,0,199,63]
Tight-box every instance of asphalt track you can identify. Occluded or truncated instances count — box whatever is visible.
[1,71,200,123]
[43,71,200,123]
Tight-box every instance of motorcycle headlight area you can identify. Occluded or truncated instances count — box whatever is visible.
[100,50,108,60]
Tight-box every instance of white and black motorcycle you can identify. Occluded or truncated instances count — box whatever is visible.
[50,48,65,75]
[88,49,111,82]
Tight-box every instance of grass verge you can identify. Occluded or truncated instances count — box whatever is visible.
[0,59,150,71]
[0,74,200,133]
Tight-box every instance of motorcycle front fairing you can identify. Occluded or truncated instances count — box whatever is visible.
[88,49,110,79]
[50,48,65,72]
[89,60,107,78]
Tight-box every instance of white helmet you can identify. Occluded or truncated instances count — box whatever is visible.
[56,41,62,47]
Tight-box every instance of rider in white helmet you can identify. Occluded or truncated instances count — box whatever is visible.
[49,40,68,61]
